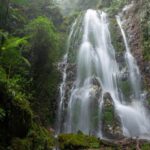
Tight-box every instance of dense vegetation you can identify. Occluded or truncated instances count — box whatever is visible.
[0,0,150,149]
[0,0,66,149]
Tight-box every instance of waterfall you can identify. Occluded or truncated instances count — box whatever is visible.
[57,9,150,139]
[65,9,120,136]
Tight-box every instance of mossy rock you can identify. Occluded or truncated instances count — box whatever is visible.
[105,0,128,16]
[103,106,114,124]
[102,93,114,127]
[58,133,100,150]
[102,93,122,138]
[119,80,131,99]
[109,18,125,54]
[27,123,55,150]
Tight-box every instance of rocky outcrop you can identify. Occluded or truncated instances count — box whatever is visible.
[64,63,77,106]
[102,93,123,139]
[122,1,143,66]
[122,0,150,101]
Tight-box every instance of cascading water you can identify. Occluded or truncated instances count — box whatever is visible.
[116,14,150,138]
[65,9,121,136]
[57,8,150,139]
[56,20,78,134]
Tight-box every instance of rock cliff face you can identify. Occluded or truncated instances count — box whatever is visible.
[105,0,150,103]
[122,0,150,100]
[123,1,143,65]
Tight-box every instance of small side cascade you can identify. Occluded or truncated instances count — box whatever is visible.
[56,20,78,134]
[116,15,141,100]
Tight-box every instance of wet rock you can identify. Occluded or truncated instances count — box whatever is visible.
[89,85,100,99]
[92,78,101,87]
[121,0,150,104]
[66,63,77,81]
[119,67,129,81]
[90,78,102,100]
[143,62,150,75]
[116,53,124,64]
[100,138,150,149]
[103,93,113,107]
[102,92,123,139]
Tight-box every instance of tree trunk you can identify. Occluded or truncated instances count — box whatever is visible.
[0,0,10,28]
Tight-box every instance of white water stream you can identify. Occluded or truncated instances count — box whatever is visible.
[116,16,141,100]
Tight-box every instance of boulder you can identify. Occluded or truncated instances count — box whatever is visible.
[102,92,123,139]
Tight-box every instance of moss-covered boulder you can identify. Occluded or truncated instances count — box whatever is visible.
[109,18,125,55]
[102,93,122,138]
[58,133,100,150]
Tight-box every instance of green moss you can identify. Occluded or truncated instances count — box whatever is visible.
[28,123,55,147]
[58,133,100,150]
[120,80,131,98]
[103,106,114,124]
[105,0,128,16]
[141,0,150,61]
[141,143,150,150]
[109,18,125,54]
[142,20,150,60]
[143,38,150,61]
[147,98,150,106]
